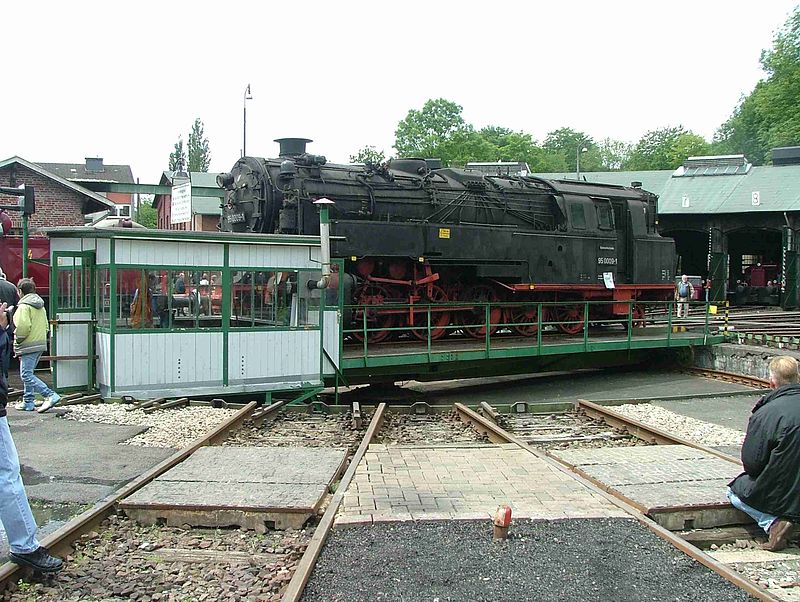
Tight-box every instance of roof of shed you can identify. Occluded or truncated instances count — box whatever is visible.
[532,165,800,214]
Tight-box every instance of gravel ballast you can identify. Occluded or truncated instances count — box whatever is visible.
[62,404,239,448]
[301,518,754,602]
[611,403,745,447]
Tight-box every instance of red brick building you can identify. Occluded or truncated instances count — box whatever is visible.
[153,171,222,232]
[0,156,117,233]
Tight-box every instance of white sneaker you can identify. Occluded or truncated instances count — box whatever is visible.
[37,393,61,414]
[13,401,34,411]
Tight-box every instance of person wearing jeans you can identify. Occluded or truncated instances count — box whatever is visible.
[0,301,62,572]
[728,355,800,551]
[12,279,60,413]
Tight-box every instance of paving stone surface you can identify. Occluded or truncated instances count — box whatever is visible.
[337,443,628,524]
[551,444,741,511]
[161,446,347,485]
[123,481,327,510]
[123,446,346,511]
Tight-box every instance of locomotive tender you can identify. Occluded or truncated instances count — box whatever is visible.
[218,138,676,341]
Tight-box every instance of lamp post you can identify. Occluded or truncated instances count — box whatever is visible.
[243,84,252,157]
[576,145,588,180]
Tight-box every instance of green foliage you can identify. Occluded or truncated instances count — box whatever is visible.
[625,126,710,170]
[597,138,632,171]
[187,118,211,172]
[543,127,601,172]
[394,98,471,163]
[169,118,211,172]
[136,195,157,229]
[350,145,387,164]
[715,7,800,164]
[168,138,186,172]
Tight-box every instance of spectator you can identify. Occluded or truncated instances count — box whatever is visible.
[174,272,186,294]
[0,302,63,572]
[0,269,19,379]
[13,279,60,413]
[675,275,694,318]
[728,356,800,551]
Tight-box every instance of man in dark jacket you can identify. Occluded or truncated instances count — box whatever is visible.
[0,302,63,572]
[728,355,800,551]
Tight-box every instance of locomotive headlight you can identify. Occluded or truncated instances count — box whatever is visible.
[216,172,234,189]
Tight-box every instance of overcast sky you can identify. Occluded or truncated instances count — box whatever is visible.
[3,1,797,183]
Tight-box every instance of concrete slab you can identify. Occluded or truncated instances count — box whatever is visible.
[551,445,747,530]
[121,446,347,531]
[337,443,628,525]
[8,408,174,504]
[405,369,756,407]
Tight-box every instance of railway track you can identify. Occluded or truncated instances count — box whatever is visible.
[1,401,375,601]
[6,397,783,601]
[687,367,770,389]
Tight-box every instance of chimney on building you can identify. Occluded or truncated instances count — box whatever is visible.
[85,157,104,173]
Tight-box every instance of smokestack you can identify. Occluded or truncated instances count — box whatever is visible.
[275,138,313,158]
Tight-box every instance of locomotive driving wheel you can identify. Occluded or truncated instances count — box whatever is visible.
[622,304,646,330]
[351,282,396,343]
[408,284,451,341]
[460,284,503,339]
[554,303,585,335]
[508,305,539,337]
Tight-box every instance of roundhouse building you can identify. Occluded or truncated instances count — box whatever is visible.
[534,147,800,308]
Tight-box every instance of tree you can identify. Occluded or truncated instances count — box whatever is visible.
[168,138,186,172]
[596,138,632,171]
[350,146,387,164]
[187,118,211,172]
[715,7,800,164]
[394,98,471,164]
[135,195,157,229]
[542,128,601,172]
[625,126,709,170]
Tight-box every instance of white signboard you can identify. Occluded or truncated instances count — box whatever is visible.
[171,180,192,224]
[603,272,615,289]
[752,191,761,207]
[681,194,690,208]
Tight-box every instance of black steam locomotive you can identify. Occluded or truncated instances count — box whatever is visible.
[218,138,675,341]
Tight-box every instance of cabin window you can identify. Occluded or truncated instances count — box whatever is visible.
[101,266,321,332]
[570,203,586,230]
[596,203,614,230]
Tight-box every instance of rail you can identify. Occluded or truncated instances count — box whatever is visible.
[343,299,726,363]
[282,403,388,602]
[685,367,770,389]
[0,400,266,591]
[452,402,775,601]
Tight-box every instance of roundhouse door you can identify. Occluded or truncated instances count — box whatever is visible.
[50,252,95,392]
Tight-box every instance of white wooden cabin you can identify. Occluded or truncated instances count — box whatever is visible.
[47,228,340,399]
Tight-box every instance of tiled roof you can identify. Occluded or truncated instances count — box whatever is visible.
[38,161,134,184]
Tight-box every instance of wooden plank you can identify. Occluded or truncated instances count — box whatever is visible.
[352,401,362,429]
[144,398,188,414]
[677,524,768,547]
[133,547,281,564]
[479,401,499,422]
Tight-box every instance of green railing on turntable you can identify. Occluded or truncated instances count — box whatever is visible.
[340,298,727,369]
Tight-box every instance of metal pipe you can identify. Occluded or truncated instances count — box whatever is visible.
[309,199,334,290]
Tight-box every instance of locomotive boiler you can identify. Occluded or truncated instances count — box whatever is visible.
[217,138,676,342]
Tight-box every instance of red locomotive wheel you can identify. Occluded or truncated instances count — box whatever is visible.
[351,283,395,343]
[408,284,451,341]
[622,304,646,329]
[461,284,502,339]
[554,304,585,335]
[508,305,539,337]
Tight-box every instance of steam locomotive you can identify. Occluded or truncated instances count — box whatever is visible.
[217,139,676,342]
